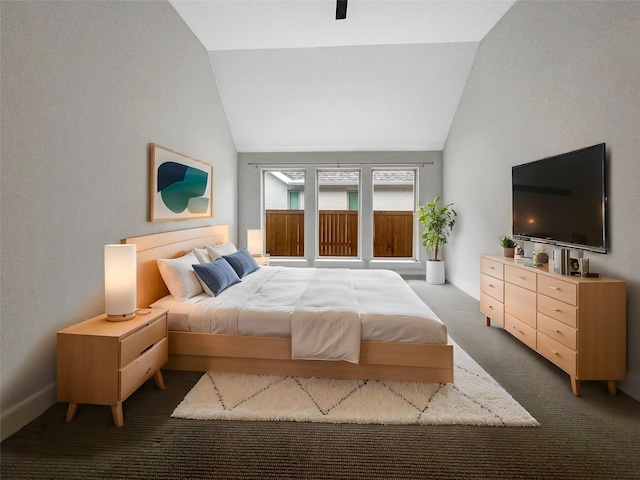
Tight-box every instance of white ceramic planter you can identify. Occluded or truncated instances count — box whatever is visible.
[426,260,445,284]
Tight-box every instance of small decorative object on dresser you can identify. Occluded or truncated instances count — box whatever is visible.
[480,254,626,396]
[514,244,524,258]
[57,308,168,426]
[499,236,517,257]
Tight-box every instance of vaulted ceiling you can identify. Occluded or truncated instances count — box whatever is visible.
[170,0,516,152]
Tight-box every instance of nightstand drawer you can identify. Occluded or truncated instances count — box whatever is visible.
[120,337,168,400]
[120,315,167,367]
[538,275,577,306]
[481,257,503,280]
[537,312,576,350]
[537,332,577,376]
[537,294,577,328]
[481,274,504,302]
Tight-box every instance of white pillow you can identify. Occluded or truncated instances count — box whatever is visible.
[157,252,203,302]
[192,247,211,264]
[206,242,237,260]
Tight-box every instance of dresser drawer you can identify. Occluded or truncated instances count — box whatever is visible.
[504,283,536,328]
[505,265,537,291]
[480,292,504,327]
[481,257,504,280]
[537,312,577,350]
[538,275,577,306]
[120,315,167,367]
[537,332,577,376]
[537,294,577,328]
[120,337,168,401]
[481,273,504,302]
[505,313,536,350]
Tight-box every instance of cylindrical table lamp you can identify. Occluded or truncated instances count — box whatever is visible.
[104,244,137,321]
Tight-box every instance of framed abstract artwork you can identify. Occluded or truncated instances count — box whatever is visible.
[150,144,214,222]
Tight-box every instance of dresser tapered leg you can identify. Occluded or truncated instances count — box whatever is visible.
[65,403,79,422]
[607,380,617,396]
[570,376,581,396]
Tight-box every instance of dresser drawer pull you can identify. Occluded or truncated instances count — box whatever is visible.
[553,308,561,312]
[488,283,494,287]
[552,350,559,355]
[486,304,493,309]
[549,286,559,290]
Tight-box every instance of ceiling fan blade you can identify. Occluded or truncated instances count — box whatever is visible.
[336,0,347,20]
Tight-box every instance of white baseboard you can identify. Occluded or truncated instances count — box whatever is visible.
[1,381,57,441]
[447,274,479,300]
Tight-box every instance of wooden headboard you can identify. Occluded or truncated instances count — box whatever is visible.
[122,225,228,308]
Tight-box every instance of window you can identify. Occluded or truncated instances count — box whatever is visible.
[317,169,360,257]
[263,170,305,257]
[348,191,358,211]
[372,169,416,258]
[289,191,299,210]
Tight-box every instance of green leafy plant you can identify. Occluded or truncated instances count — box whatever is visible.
[417,196,457,262]
[499,236,517,248]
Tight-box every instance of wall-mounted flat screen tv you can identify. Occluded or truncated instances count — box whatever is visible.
[512,143,606,253]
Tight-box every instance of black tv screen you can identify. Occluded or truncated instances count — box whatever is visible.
[512,143,607,253]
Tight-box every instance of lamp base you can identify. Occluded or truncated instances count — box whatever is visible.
[106,312,137,322]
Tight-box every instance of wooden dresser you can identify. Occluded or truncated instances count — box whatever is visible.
[480,254,626,396]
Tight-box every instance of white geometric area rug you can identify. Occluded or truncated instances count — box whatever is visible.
[171,341,539,427]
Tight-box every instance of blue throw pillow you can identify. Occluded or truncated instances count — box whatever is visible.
[192,258,241,296]
[222,249,259,278]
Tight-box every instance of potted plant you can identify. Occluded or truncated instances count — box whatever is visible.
[499,236,517,257]
[417,196,457,284]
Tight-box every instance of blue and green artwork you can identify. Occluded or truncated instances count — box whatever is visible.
[157,162,209,214]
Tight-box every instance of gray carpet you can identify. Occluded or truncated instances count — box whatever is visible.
[2,281,639,479]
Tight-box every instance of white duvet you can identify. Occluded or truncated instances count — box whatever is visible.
[152,266,448,364]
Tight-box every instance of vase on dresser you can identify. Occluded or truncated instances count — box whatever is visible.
[502,247,515,257]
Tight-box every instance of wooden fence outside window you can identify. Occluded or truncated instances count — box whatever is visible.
[265,210,413,258]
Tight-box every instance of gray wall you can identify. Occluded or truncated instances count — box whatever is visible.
[238,151,442,273]
[444,0,640,399]
[1,0,237,438]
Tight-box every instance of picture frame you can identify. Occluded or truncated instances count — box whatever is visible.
[150,144,213,222]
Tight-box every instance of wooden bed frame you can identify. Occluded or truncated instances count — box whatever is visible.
[123,225,454,383]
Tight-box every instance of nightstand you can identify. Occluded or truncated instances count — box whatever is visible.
[57,308,168,426]
[253,255,270,266]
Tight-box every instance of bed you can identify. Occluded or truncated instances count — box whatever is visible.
[123,225,454,383]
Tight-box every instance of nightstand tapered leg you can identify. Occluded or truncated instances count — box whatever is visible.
[153,369,165,390]
[111,403,124,427]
